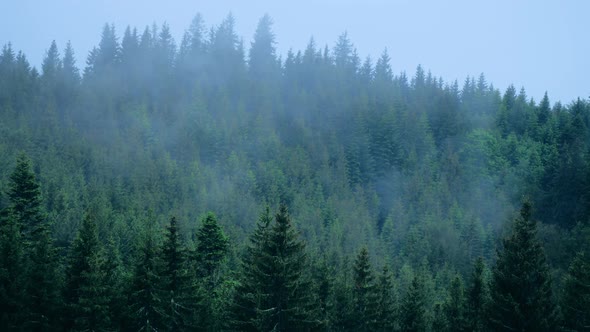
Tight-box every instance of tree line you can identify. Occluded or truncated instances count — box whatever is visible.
[0,12,589,331]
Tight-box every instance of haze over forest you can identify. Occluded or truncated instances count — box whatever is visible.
[2,0,589,103]
[0,3,589,332]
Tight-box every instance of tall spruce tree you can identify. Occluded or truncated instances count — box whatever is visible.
[63,213,110,331]
[195,212,228,282]
[489,201,557,331]
[351,247,379,331]
[444,274,466,331]
[161,216,202,331]
[24,219,61,332]
[561,251,590,331]
[0,210,25,330]
[466,257,489,332]
[375,265,396,331]
[232,205,317,331]
[400,273,427,332]
[128,220,166,332]
[5,154,61,331]
[7,154,44,243]
[230,207,273,331]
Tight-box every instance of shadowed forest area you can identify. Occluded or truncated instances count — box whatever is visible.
[0,13,589,331]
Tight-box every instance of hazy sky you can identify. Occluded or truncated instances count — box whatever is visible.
[1,0,588,104]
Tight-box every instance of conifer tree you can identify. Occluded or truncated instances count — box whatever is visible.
[249,14,279,81]
[352,247,378,331]
[102,236,127,331]
[561,251,590,331]
[489,201,557,331]
[444,274,466,331]
[7,154,44,243]
[231,205,317,331]
[375,265,396,331]
[4,154,61,331]
[0,210,26,330]
[400,273,427,332]
[161,216,202,331]
[230,207,273,331]
[63,213,110,331]
[128,220,166,332]
[24,220,61,332]
[311,257,334,329]
[466,257,489,332]
[195,212,229,282]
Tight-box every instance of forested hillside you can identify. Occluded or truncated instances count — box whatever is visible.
[1,13,589,331]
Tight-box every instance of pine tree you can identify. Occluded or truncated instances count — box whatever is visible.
[7,154,44,243]
[63,213,110,331]
[489,201,557,331]
[561,251,590,331]
[444,274,466,331]
[128,221,166,332]
[161,216,202,331]
[24,221,61,332]
[195,212,229,282]
[102,236,127,331]
[249,14,279,81]
[400,273,426,332]
[231,205,317,331]
[466,257,489,332]
[375,265,396,331]
[0,210,26,330]
[230,207,273,331]
[5,154,61,331]
[311,257,334,329]
[352,247,379,331]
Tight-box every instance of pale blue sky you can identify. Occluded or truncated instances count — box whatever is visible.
[1,0,588,104]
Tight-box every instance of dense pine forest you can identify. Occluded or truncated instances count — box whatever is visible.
[1,13,589,331]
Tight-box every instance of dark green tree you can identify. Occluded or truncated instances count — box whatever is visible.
[444,274,466,331]
[0,210,26,330]
[195,212,228,282]
[7,154,44,243]
[561,251,590,331]
[489,201,557,331]
[230,207,273,331]
[466,257,490,332]
[128,221,166,332]
[161,216,202,331]
[232,205,317,331]
[24,220,61,332]
[351,247,378,331]
[400,273,427,332]
[375,265,396,331]
[63,213,110,331]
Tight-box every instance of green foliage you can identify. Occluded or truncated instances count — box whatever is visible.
[400,273,427,332]
[128,220,166,332]
[231,205,318,331]
[7,153,44,243]
[489,201,557,331]
[466,257,490,332]
[375,265,396,331]
[444,274,466,331]
[561,251,590,331]
[352,247,379,331]
[195,212,228,281]
[0,14,587,331]
[161,216,203,331]
[64,213,110,331]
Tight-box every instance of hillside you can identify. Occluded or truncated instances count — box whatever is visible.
[0,14,589,331]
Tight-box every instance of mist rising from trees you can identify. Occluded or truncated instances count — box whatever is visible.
[0,12,589,331]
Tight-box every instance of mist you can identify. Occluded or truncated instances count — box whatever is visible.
[1,3,589,331]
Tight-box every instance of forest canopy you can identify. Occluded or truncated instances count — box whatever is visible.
[0,13,589,331]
